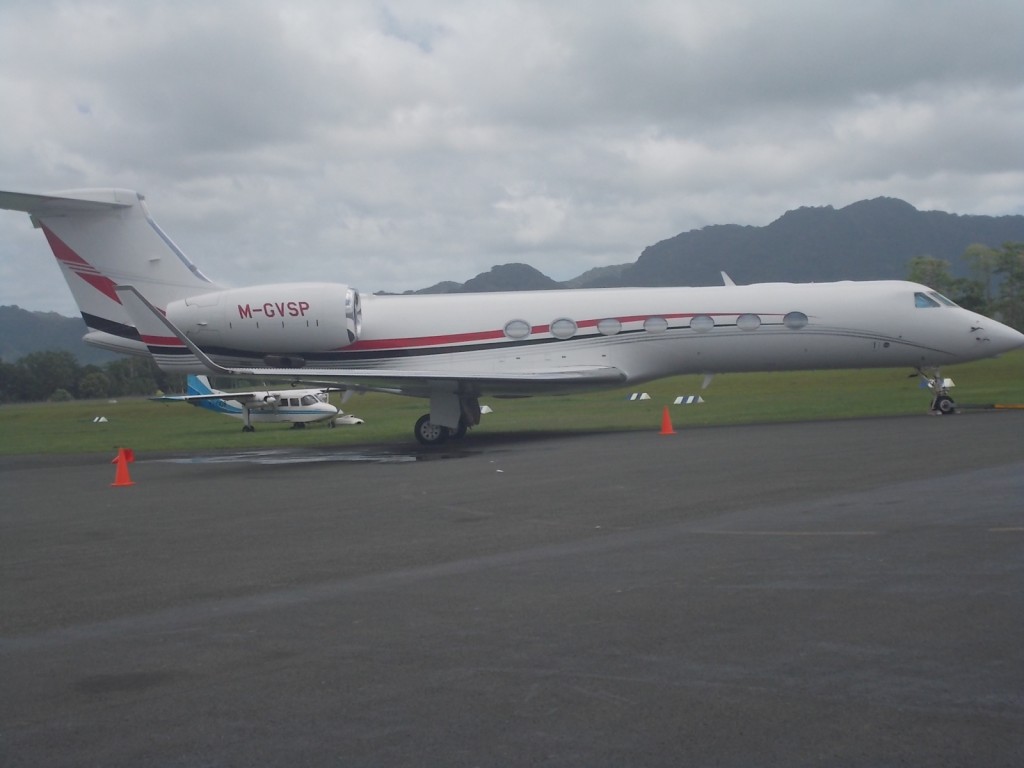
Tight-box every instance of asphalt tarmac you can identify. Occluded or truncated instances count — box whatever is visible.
[2,413,1023,767]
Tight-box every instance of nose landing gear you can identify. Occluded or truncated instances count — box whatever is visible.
[918,369,958,415]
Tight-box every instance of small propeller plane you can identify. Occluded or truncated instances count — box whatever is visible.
[2,187,1022,444]
[152,374,362,431]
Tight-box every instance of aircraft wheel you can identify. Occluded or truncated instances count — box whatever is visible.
[935,395,956,415]
[451,419,469,440]
[414,413,449,446]
[242,425,255,432]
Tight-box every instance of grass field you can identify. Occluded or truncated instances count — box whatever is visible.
[1,351,1021,456]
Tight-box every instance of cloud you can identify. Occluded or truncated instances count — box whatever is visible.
[1,0,1022,314]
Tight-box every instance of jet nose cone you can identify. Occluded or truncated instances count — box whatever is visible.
[981,319,1024,354]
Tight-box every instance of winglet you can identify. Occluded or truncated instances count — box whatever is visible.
[721,271,736,287]
[114,285,233,375]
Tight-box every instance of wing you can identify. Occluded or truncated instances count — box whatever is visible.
[116,285,627,396]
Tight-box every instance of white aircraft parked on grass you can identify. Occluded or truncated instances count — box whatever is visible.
[2,187,1022,444]
[153,374,363,432]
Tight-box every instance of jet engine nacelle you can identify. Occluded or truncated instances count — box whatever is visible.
[165,282,361,354]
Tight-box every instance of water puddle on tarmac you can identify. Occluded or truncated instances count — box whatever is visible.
[156,448,425,466]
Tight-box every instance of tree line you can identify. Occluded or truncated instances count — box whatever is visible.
[2,242,1021,404]
[0,352,183,403]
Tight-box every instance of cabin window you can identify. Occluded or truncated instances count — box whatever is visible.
[915,292,941,308]
[644,316,668,333]
[597,318,621,335]
[783,311,808,329]
[504,319,531,339]
[737,313,761,331]
[690,314,714,332]
[550,317,578,339]
[300,395,318,406]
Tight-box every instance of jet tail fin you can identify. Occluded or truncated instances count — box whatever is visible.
[0,188,220,357]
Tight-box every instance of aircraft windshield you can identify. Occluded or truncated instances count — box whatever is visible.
[915,291,960,308]
[929,291,959,307]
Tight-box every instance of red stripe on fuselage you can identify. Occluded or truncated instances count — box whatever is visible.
[139,333,184,347]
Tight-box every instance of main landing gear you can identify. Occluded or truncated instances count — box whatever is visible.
[918,369,958,415]
[413,396,480,446]
[414,413,471,446]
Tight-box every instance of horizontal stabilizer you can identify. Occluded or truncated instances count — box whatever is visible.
[0,189,132,214]
[151,392,253,403]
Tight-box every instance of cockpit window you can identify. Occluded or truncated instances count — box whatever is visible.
[300,394,319,406]
[928,291,959,307]
[914,292,941,308]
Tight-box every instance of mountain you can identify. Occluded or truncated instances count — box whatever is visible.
[0,306,120,365]
[459,263,563,292]
[563,263,631,289]
[414,198,1024,291]
[620,197,1024,287]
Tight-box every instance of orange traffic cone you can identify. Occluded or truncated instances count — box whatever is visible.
[659,406,675,435]
[111,448,135,487]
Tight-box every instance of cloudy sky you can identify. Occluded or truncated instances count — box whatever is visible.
[1,0,1022,315]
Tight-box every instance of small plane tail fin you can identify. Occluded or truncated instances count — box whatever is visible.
[187,374,218,397]
[0,189,220,357]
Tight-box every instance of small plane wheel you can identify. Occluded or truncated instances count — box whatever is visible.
[291,422,306,430]
[242,425,255,432]
[414,413,449,446]
[451,419,469,440]
[935,395,956,415]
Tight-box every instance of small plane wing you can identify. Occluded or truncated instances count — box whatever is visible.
[115,285,627,393]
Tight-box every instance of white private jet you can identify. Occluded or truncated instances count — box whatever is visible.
[153,374,362,431]
[2,188,1022,444]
